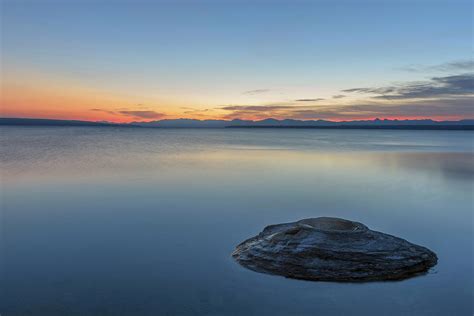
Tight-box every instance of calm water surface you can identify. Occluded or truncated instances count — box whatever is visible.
[1,127,473,315]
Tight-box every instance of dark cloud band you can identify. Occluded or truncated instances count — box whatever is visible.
[342,73,474,100]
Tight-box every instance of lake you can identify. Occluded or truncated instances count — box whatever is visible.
[1,127,473,315]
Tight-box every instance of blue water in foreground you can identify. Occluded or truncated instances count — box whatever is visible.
[1,127,473,315]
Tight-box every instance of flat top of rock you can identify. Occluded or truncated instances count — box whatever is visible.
[233,217,437,282]
[294,217,368,232]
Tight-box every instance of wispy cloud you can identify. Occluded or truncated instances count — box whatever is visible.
[242,89,271,95]
[295,98,324,102]
[220,105,293,111]
[342,73,474,100]
[218,96,473,120]
[118,110,165,119]
[401,59,474,73]
[183,109,210,113]
[287,98,473,120]
[219,104,296,120]
[332,95,346,99]
[90,108,165,119]
[91,108,115,115]
[181,108,214,118]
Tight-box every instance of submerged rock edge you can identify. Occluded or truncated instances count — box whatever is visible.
[232,217,438,282]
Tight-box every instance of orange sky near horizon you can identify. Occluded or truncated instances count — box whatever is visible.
[1,93,469,123]
[1,72,470,123]
[2,1,472,123]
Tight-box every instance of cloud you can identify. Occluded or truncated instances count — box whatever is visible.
[220,62,474,120]
[220,105,293,111]
[343,98,471,118]
[342,73,474,100]
[242,89,271,95]
[90,108,166,119]
[118,110,165,119]
[295,98,325,102]
[402,59,474,73]
[182,108,214,118]
[183,109,209,113]
[219,104,298,120]
[218,96,473,120]
[90,108,115,115]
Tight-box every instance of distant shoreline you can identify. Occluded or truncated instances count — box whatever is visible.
[1,117,473,130]
[225,125,474,130]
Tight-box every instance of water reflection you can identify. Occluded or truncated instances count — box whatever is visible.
[1,127,473,316]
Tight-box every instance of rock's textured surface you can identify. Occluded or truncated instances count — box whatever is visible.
[232,217,437,282]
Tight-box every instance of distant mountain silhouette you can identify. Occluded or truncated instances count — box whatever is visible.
[2,117,473,130]
[132,118,474,129]
[133,118,230,128]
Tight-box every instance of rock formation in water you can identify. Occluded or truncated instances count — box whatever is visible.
[232,217,437,282]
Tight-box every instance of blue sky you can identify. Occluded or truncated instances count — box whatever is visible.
[2,0,473,121]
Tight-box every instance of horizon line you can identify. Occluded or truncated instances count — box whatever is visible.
[2,116,473,124]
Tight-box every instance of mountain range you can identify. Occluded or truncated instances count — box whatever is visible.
[2,117,474,130]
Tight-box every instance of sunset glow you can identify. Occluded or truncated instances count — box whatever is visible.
[1,1,472,122]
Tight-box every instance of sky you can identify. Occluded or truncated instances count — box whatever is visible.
[1,0,473,122]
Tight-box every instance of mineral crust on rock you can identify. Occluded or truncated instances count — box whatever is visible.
[232,217,437,282]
